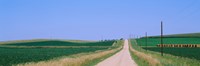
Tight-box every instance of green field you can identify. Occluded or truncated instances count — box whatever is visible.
[136,37,200,46]
[0,40,115,66]
[143,47,200,60]
[148,33,200,38]
[134,33,200,61]
[130,39,200,66]
[1,40,115,46]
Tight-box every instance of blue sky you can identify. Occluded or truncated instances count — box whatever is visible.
[0,0,200,41]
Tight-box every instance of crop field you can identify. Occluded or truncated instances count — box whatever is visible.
[148,33,200,38]
[1,40,115,46]
[134,33,200,61]
[143,47,200,60]
[135,38,200,60]
[0,40,115,66]
[136,37,200,46]
[0,47,107,66]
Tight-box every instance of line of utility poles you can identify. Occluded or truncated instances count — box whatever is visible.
[143,21,163,56]
[129,21,163,56]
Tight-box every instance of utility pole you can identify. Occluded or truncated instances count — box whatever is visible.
[161,21,163,56]
[145,32,148,51]
[101,36,104,41]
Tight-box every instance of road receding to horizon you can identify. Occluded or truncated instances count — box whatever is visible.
[96,39,137,66]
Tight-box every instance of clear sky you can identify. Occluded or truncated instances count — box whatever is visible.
[0,0,200,41]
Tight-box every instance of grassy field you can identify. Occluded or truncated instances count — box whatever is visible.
[135,33,200,60]
[131,33,200,66]
[1,40,114,46]
[136,37,200,46]
[130,39,200,66]
[0,47,107,66]
[148,33,200,38]
[17,40,123,66]
[129,40,159,66]
[0,40,115,66]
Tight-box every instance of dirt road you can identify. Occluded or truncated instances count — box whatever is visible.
[96,40,137,66]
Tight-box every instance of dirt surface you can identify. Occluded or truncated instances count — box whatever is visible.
[96,40,137,66]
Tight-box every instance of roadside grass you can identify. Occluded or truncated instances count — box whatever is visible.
[83,40,123,66]
[129,40,160,66]
[130,39,200,66]
[129,49,149,66]
[17,40,123,66]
